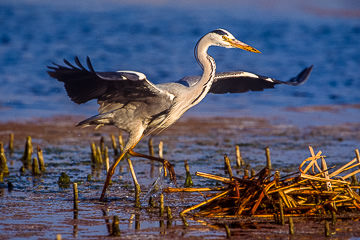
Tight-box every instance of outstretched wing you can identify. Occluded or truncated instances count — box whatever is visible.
[179,66,313,94]
[47,56,174,104]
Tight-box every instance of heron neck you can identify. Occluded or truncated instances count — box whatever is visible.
[190,39,216,106]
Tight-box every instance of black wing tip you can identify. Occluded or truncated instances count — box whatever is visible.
[47,56,94,73]
[289,65,314,86]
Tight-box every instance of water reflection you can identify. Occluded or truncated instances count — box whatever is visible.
[102,208,111,235]
[73,210,78,238]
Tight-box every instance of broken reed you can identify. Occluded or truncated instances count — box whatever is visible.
[13,136,47,175]
[235,145,244,168]
[105,146,110,172]
[176,147,360,220]
[160,193,164,217]
[184,160,193,187]
[0,142,9,175]
[32,157,41,176]
[30,146,46,176]
[22,136,33,169]
[111,216,121,236]
[148,138,155,157]
[224,155,233,179]
[8,133,14,154]
[288,217,294,235]
[73,183,79,210]
[158,141,163,159]
[265,146,271,170]
[37,146,46,172]
[110,134,118,156]
[91,133,124,168]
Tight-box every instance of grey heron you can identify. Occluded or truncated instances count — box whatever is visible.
[48,29,313,201]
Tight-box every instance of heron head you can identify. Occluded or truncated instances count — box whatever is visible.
[209,29,261,53]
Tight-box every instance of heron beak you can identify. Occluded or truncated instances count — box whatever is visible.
[223,36,261,53]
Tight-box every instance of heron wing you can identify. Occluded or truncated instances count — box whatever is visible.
[47,57,174,104]
[178,66,313,94]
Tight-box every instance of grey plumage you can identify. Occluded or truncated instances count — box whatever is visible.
[47,28,313,200]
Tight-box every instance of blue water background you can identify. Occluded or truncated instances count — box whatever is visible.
[0,0,359,123]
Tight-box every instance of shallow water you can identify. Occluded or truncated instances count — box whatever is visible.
[1,117,360,239]
[0,0,359,123]
[0,1,360,239]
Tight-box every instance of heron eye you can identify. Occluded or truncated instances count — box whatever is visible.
[222,35,228,41]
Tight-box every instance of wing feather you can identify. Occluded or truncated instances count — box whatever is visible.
[178,66,313,94]
[47,57,172,105]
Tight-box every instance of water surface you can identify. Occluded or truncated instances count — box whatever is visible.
[0,0,359,125]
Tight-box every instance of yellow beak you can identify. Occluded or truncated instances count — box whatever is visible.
[223,36,261,53]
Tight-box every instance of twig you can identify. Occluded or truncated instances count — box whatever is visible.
[181,190,231,215]
[195,172,231,183]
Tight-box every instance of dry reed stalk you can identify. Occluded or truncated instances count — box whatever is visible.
[184,160,193,187]
[224,155,233,179]
[303,174,350,185]
[299,151,322,174]
[110,134,118,156]
[111,216,121,236]
[329,157,357,177]
[164,187,226,192]
[148,138,154,156]
[105,147,110,172]
[289,216,294,235]
[37,146,45,172]
[180,213,189,227]
[195,172,231,183]
[158,141,163,159]
[0,142,9,175]
[118,134,124,152]
[320,155,332,191]
[22,136,33,169]
[160,193,164,217]
[8,133,14,154]
[324,220,330,237]
[355,149,360,170]
[99,136,105,157]
[180,147,360,219]
[251,169,256,178]
[243,169,249,179]
[90,142,97,164]
[32,157,41,176]
[224,224,231,238]
[166,206,173,220]
[265,147,271,170]
[343,169,360,180]
[181,190,231,215]
[279,198,285,225]
[308,146,323,174]
[73,183,79,210]
[235,145,244,168]
[96,146,103,164]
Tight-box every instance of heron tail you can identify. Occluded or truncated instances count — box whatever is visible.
[76,112,113,129]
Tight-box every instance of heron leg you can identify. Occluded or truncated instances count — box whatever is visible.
[128,149,177,184]
[100,150,128,201]
[126,157,141,207]
[100,134,144,202]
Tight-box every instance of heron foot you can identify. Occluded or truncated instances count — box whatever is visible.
[128,149,177,184]
[163,160,176,184]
